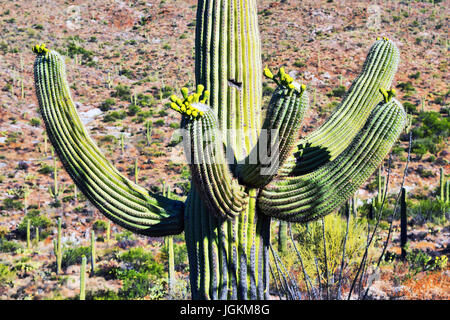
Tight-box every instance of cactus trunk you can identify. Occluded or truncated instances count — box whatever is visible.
[185,188,271,300]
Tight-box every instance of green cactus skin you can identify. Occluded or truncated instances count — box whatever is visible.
[31,1,406,300]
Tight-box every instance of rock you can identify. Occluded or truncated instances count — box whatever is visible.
[17,161,30,171]
[79,108,103,125]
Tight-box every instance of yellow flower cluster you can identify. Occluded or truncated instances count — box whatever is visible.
[379,87,396,103]
[32,43,49,55]
[169,85,210,119]
[263,66,305,94]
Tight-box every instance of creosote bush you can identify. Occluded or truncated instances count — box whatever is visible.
[290,213,369,286]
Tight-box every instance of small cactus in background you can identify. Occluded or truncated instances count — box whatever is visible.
[400,187,407,260]
[31,1,406,300]
[48,148,65,203]
[35,227,39,245]
[134,158,139,185]
[26,219,31,249]
[106,220,111,243]
[90,230,96,276]
[163,184,175,294]
[53,217,64,274]
[80,255,86,300]
[438,167,448,204]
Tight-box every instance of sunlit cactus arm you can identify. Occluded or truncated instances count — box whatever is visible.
[280,37,400,176]
[238,67,309,187]
[32,45,184,236]
[258,93,406,222]
[170,87,248,219]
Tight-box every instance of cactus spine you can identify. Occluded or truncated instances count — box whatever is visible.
[31,1,406,300]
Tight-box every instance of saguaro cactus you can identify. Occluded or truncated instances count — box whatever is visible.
[31,1,405,300]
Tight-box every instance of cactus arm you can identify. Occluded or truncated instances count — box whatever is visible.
[238,67,309,187]
[170,87,248,219]
[280,38,400,176]
[33,45,184,237]
[258,96,406,222]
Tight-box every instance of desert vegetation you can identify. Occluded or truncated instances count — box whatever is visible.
[0,0,448,300]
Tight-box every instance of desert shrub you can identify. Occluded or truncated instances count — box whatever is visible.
[262,81,274,97]
[103,110,127,123]
[37,162,54,175]
[118,247,164,278]
[111,84,131,101]
[0,264,16,287]
[0,239,23,253]
[62,246,91,269]
[63,41,94,64]
[289,213,370,285]
[29,118,41,127]
[404,244,448,276]
[160,241,189,272]
[81,289,120,300]
[92,220,108,232]
[396,81,416,94]
[1,198,24,211]
[408,71,421,80]
[160,86,174,99]
[135,93,155,107]
[326,85,346,98]
[96,247,166,299]
[16,210,53,239]
[127,103,141,116]
[403,101,417,114]
[119,272,166,299]
[99,98,116,111]
[411,111,449,156]
[408,199,449,225]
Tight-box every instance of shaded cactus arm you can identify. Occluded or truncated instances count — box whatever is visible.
[258,95,406,222]
[280,38,400,176]
[33,45,184,236]
[238,67,309,187]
